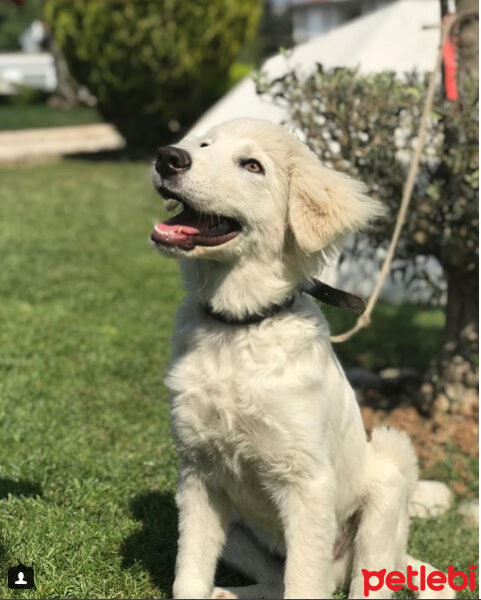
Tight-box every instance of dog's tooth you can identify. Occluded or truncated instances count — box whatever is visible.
[178,225,200,235]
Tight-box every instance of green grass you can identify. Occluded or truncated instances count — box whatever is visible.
[0,161,477,598]
[325,302,444,372]
[0,103,102,131]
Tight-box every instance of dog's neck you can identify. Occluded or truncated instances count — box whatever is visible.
[180,255,301,320]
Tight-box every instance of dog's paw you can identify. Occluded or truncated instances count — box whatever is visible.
[211,588,239,599]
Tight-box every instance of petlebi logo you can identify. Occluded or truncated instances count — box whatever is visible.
[362,564,477,596]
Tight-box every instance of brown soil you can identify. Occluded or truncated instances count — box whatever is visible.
[361,403,479,497]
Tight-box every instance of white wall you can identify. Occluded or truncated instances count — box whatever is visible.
[0,53,57,94]
[292,0,393,43]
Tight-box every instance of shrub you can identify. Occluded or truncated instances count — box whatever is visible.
[0,0,43,52]
[258,67,478,413]
[44,0,261,150]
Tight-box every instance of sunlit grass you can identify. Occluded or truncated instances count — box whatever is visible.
[0,103,102,131]
[0,160,476,598]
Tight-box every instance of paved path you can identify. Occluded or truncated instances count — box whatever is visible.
[0,123,125,164]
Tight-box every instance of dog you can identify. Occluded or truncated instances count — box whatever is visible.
[150,118,451,599]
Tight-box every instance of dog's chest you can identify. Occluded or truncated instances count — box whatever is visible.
[166,319,326,482]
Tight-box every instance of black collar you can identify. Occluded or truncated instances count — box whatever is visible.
[202,278,366,326]
[203,295,296,325]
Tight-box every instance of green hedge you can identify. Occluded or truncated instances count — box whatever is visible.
[258,67,478,289]
[0,0,43,51]
[45,0,261,150]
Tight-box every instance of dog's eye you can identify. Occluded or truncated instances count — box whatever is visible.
[240,159,264,174]
[200,142,209,148]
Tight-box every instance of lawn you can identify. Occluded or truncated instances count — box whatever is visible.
[0,103,102,131]
[0,160,477,599]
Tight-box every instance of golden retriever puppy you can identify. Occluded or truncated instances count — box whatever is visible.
[150,119,451,600]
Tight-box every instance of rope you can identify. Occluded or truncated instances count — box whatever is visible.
[330,16,458,344]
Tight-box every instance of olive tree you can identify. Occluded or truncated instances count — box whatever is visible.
[258,66,478,415]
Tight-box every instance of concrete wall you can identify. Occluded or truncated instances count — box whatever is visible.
[291,0,393,43]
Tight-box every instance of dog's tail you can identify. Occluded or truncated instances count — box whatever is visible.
[369,426,419,498]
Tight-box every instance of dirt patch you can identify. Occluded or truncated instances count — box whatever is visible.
[360,402,478,497]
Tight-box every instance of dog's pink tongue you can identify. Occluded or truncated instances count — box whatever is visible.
[155,222,199,235]
[152,222,199,245]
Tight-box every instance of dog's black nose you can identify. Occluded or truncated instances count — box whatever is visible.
[155,146,192,178]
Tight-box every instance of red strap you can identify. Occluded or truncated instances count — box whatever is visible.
[442,15,458,101]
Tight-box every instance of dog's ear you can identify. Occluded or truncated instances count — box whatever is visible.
[288,149,383,254]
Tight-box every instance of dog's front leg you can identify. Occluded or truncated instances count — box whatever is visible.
[279,474,337,599]
[173,468,230,599]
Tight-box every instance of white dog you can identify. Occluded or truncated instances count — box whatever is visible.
[150,119,451,599]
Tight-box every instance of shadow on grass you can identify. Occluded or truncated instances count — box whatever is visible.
[0,540,6,568]
[0,478,41,574]
[66,148,141,163]
[120,490,250,594]
[0,477,42,500]
[120,491,178,595]
[324,302,444,373]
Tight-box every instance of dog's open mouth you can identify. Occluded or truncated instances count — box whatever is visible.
[151,195,242,251]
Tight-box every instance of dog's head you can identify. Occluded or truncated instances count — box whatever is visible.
[151,118,382,273]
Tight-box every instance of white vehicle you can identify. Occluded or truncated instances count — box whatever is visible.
[0,51,57,95]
